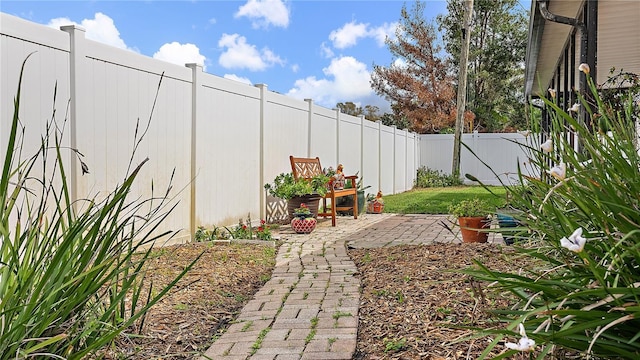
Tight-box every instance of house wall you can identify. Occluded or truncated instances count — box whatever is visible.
[597,0,640,85]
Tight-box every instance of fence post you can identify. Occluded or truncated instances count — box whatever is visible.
[305,98,313,157]
[360,115,365,183]
[335,109,341,166]
[392,125,397,194]
[256,83,268,221]
[186,63,202,242]
[378,121,382,194]
[60,24,86,208]
[405,129,409,192]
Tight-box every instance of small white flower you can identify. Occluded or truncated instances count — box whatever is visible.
[560,227,587,253]
[568,103,581,113]
[541,139,553,153]
[505,323,536,352]
[578,63,590,74]
[547,163,566,181]
[548,88,556,98]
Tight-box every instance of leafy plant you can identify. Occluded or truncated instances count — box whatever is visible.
[383,338,407,353]
[255,219,272,241]
[263,172,329,200]
[415,166,462,188]
[448,198,491,218]
[0,56,200,358]
[195,225,229,241]
[466,66,640,358]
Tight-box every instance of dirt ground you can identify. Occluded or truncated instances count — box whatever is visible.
[111,239,523,359]
[350,243,520,359]
[109,241,277,359]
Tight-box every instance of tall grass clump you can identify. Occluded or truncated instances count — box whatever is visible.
[0,56,200,359]
[466,66,640,359]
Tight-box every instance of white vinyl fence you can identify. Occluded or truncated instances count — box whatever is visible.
[419,132,532,186]
[1,13,419,244]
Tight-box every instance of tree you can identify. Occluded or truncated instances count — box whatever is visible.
[379,111,410,130]
[336,102,363,117]
[371,1,469,134]
[363,105,381,122]
[437,0,528,131]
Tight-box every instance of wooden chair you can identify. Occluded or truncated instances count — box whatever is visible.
[289,156,358,226]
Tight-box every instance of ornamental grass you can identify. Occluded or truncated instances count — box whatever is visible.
[467,66,640,359]
[0,56,199,359]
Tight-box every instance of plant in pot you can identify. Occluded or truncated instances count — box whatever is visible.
[290,203,317,233]
[449,198,491,243]
[336,174,370,215]
[264,172,329,220]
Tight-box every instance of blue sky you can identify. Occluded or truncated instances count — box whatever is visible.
[2,1,530,113]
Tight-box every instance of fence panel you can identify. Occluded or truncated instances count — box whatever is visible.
[419,133,529,185]
[195,69,261,228]
[1,14,71,161]
[379,125,396,195]
[75,38,194,243]
[309,104,337,166]
[263,90,310,179]
[362,121,381,196]
[337,114,362,176]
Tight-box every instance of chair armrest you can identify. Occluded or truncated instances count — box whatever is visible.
[345,175,358,188]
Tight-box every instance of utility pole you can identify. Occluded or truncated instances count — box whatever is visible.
[452,0,474,178]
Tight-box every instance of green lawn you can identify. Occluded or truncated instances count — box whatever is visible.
[382,186,507,214]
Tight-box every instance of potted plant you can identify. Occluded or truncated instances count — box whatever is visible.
[449,198,491,243]
[264,172,329,220]
[336,174,370,215]
[290,203,317,233]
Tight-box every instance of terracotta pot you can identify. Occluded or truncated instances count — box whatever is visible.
[291,217,317,233]
[287,195,321,221]
[458,216,489,243]
[366,201,385,214]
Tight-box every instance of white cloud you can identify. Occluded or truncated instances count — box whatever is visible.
[320,42,334,58]
[235,0,289,29]
[218,33,284,71]
[329,21,369,49]
[48,12,130,50]
[371,22,398,46]
[153,42,207,71]
[286,56,374,108]
[224,74,252,85]
[328,21,400,49]
[291,64,299,73]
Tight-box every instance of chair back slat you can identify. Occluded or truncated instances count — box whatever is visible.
[290,156,323,180]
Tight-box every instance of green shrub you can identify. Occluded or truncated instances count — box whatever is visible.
[415,166,462,188]
[0,57,199,358]
[448,198,491,218]
[466,66,640,358]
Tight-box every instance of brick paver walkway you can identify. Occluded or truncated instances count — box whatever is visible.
[201,213,503,360]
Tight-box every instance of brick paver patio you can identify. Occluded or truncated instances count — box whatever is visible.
[201,213,504,360]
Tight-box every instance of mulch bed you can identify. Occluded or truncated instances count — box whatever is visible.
[109,240,526,359]
[349,243,522,359]
[107,241,277,359]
